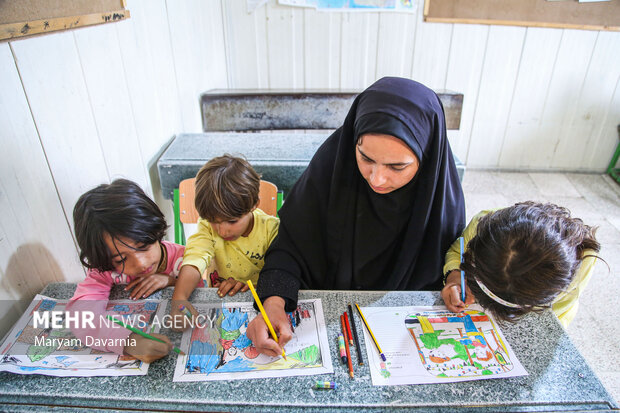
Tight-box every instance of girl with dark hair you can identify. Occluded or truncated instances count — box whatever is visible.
[247,77,465,357]
[441,201,601,328]
[67,179,185,363]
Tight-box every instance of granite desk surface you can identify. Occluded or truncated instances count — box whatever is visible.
[0,283,616,412]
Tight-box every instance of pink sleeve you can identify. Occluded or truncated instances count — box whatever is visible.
[162,241,185,276]
[66,269,130,355]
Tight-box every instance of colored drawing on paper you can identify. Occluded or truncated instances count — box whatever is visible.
[360,305,527,386]
[278,0,416,12]
[173,299,332,382]
[404,309,514,378]
[0,295,165,377]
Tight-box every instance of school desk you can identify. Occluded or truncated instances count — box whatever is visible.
[0,283,616,412]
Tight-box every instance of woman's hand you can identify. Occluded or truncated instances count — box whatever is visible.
[126,274,174,300]
[124,333,172,363]
[441,270,475,312]
[214,277,249,297]
[246,296,292,357]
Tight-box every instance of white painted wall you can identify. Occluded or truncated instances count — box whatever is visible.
[0,0,618,335]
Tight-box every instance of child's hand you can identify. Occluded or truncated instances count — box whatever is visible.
[124,332,172,363]
[169,300,198,332]
[215,277,249,297]
[441,270,475,312]
[126,274,175,299]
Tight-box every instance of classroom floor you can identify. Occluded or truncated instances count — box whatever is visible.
[462,170,620,404]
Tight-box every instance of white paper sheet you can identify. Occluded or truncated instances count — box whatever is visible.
[173,299,333,381]
[359,305,527,385]
[0,295,166,377]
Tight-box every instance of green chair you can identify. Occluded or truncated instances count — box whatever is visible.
[607,124,620,185]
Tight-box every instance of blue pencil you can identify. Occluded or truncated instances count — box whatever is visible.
[460,237,466,302]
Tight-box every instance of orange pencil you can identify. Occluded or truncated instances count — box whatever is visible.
[343,311,354,345]
[340,314,354,378]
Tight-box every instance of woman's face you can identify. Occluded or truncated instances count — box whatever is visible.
[355,133,419,194]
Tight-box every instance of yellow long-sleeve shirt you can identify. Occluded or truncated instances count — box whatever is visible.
[444,210,597,328]
[182,208,279,285]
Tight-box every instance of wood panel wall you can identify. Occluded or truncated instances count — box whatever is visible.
[0,0,618,335]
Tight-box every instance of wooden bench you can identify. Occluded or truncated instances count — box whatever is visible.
[158,89,464,200]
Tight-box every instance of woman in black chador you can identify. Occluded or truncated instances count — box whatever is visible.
[247,77,466,356]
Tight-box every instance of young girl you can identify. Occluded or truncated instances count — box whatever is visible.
[441,201,600,328]
[67,179,184,363]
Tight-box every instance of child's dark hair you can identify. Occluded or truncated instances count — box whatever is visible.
[73,179,167,271]
[194,154,260,222]
[462,201,600,322]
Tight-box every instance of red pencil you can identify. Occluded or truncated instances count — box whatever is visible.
[340,314,354,378]
[343,311,354,346]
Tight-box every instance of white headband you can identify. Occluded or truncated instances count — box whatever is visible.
[474,277,522,309]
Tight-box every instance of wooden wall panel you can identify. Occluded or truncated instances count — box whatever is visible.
[222,0,268,88]
[167,0,227,132]
[303,11,341,88]
[375,13,416,79]
[410,3,452,90]
[539,30,598,169]
[467,26,526,167]
[444,24,489,162]
[340,14,379,89]
[0,42,83,334]
[499,28,563,168]
[577,32,620,170]
[74,23,150,189]
[11,32,110,222]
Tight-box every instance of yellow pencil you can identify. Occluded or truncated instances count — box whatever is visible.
[246,280,287,360]
[355,303,386,362]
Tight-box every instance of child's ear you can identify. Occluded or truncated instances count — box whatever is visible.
[251,200,259,212]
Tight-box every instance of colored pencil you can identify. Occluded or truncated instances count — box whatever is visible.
[106,315,184,355]
[343,311,354,345]
[337,333,347,364]
[348,304,364,365]
[340,314,354,378]
[246,280,287,360]
[460,236,466,302]
[354,303,386,362]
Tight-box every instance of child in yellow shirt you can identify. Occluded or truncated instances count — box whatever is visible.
[441,201,600,328]
[170,155,279,327]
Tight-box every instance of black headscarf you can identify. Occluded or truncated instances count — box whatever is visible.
[257,77,465,311]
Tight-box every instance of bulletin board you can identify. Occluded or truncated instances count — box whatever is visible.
[0,0,130,41]
[424,0,620,32]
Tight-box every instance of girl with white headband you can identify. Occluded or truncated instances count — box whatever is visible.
[441,201,601,328]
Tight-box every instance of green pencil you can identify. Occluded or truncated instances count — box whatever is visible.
[106,315,184,355]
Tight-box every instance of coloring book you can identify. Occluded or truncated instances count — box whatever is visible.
[360,305,527,385]
[173,299,332,381]
[0,295,166,377]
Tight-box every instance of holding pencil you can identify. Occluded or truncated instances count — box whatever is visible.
[106,315,184,356]
[246,280,287,360]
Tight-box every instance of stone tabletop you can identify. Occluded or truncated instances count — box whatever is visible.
[0,283,616,412]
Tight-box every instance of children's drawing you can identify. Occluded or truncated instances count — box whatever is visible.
[405,309,515,378]
[0,295,166,377]
[360,305,527,385]
[173,299,332,381]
